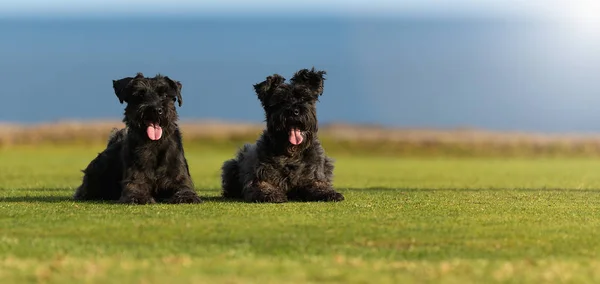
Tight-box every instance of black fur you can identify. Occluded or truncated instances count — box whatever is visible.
[221,68,344,203]
[74,73,201,204]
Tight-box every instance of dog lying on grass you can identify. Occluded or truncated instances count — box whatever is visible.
[74,73,201,204]
[221,68,344,203]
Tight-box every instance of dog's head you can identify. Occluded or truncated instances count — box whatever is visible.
[253,68,326,149]
[112,73,183,141]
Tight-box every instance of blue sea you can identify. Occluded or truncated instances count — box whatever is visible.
[1,16,599,133]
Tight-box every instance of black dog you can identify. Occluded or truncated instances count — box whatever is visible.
[73,73,202,204]
[221,68,344,203]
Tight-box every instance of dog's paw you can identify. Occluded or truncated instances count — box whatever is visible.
[261,194,288,203]
[293,187,345,202]
[118,195,156,205]
[310,190,344,202]
[169,190,203,204]
[245,190,288,203]
[326,191,345,202]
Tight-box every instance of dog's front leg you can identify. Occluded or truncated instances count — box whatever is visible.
[166,174,202,204]
[292,181,344,202]
[119,181,156,204]
[243,180,288,203]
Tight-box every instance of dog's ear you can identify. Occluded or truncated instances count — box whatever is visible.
[290,67,326,97]
[164,76,183,107]
[253,74,285,104]
[112,72,144,104]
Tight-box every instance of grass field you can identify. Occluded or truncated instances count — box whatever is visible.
[2,145,600,283]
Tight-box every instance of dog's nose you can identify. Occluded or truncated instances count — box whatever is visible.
[293,108,300,116]
[156,108,163,115]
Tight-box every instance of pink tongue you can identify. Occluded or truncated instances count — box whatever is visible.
[289,128,303,145]
[146,124,163,141]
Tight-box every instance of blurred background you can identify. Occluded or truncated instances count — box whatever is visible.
[1,0,599,134]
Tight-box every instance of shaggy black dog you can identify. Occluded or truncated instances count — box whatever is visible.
[73,73,202,204]
[221,68,344,203]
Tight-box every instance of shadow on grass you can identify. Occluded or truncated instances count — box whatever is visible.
[0,196,233,204]
[0,195,74,203]
[340,187,600,193]
[2,187,599,204]
[0,188,235,204]
[194,187,600,205]
[201,196,242,203]
[0,196,235,204]
[11,187,73,192]
[0,187,73,203]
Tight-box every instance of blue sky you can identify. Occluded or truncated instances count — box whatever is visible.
[1,0,599,132]
[0,0,595,19]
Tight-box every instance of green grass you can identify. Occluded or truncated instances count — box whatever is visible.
[2,145,600,283]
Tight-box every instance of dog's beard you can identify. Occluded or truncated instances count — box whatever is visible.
[267,107,317,147]
[125,106,171,141]
[268,120,308,146]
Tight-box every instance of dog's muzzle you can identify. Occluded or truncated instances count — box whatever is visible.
[143,107,164,141]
